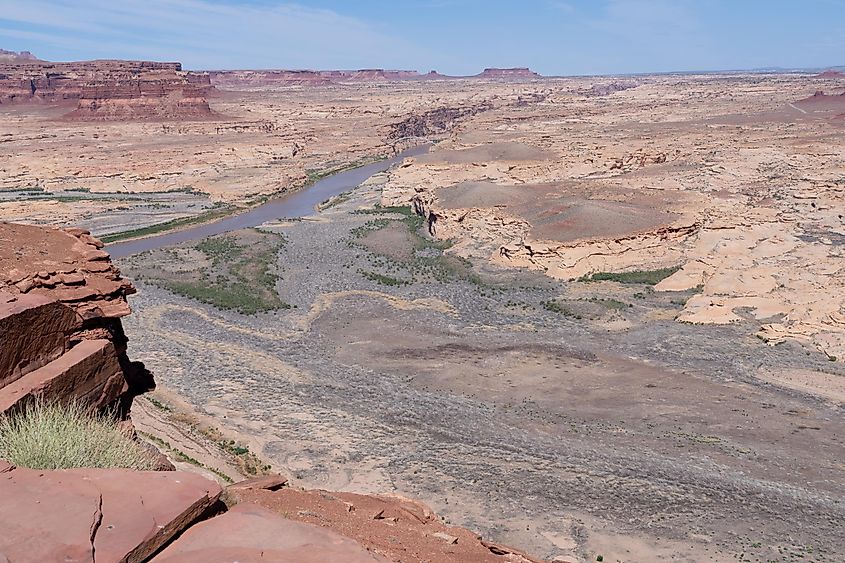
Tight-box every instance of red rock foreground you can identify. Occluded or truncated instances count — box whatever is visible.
[0,461,221,562]
[0,460,543,562]
[227,479,543,563]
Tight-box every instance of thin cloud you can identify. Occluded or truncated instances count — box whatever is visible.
[0,0,433,69]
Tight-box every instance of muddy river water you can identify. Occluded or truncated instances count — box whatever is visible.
[106,144,429,258]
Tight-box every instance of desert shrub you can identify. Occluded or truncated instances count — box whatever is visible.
[0,400,158,470]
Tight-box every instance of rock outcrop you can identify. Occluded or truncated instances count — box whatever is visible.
[475,68,541,79]
[0,222,153,416]
[0,58,215,120]
[584,81,638,97]
[0,49,40,63]
[388,102,494,139]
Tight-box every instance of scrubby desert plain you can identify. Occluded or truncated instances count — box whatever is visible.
[2,66,845,562]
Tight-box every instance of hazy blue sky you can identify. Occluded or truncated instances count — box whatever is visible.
[1,1,843,75]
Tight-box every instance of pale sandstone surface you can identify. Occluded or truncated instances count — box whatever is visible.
[382,75,845,359]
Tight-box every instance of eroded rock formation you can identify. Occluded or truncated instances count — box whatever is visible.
[475,68,541,79]
[584,81,638,97]
[0,49,39,63]
[388,102,494,139]
[0,57,214,120]
[0,222,153,415]
[65,72,214,121]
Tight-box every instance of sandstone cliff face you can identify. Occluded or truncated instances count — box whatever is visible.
[0,222,152,415]
[0,58,214,121]
[65,73,215,121]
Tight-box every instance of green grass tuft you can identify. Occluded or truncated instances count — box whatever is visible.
[0,401,158,470]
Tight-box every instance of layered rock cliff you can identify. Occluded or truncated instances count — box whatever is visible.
[0,222,153,415]
[475,68,540,79]
[0,57,215,120]
[65,72,215,121]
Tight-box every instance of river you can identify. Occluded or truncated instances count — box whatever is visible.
[106,144,429,258]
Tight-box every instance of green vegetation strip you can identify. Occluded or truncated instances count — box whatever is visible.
[101,204,235,243]
[579,266,681,285]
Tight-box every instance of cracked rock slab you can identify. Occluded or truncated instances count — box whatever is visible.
[0,464,221,563]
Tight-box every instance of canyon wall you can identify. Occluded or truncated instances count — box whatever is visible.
[0,58,214,120]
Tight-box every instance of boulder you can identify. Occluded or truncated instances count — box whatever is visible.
[0,222,155,418]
